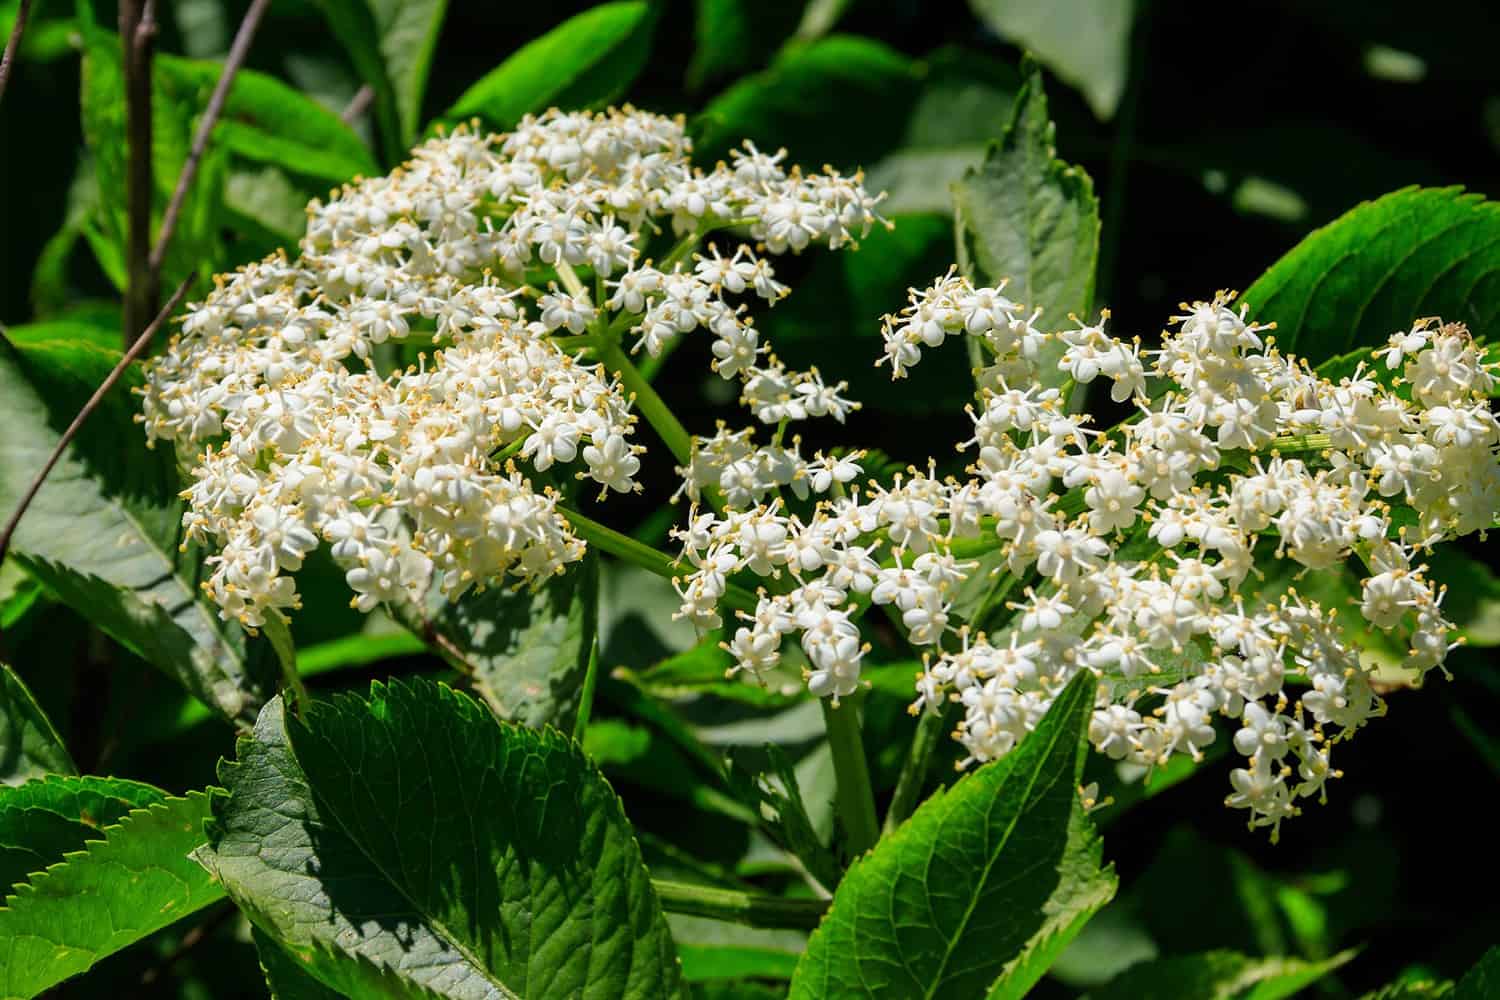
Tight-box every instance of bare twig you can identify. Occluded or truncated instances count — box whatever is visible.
[0,277,192,570]
[341,82,374,125]
[0,0,33,107]
[120,0,158,345]
[148,0,272,280]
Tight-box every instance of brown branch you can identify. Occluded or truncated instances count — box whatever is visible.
[120,0,158,346]
[0,0,33,107]
[341,82,374,125]
[0,277,192,570]
[148,0,272,280]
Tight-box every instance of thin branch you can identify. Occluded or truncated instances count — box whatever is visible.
[148,0,272,279]
[0,0,33,107]
[341,82,374,125]
[0,277,192,570]
[120,0,158,345]
[652,880,829,930]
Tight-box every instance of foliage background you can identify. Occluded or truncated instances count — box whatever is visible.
[2,0,1499,996]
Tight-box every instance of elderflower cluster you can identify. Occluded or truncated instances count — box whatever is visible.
[674,277,1499,834]
[140,107,881,627]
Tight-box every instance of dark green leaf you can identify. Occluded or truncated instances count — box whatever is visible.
[0,339,275,725]
[788,670,1115,999]
[952,58,1100,394]
[434,553,598,729]
[197,680,685,998]
[0,665,74,787]
[1243,187,1500,364]
[1360,982,1454,1000]
[313,0,404,164]
[726,745,841,889]
[966,0,1135,119]
[694,36,918,169]
[0,793,224,998]
[686,0,805,90]
[1455,946,1500,1000]
[447,2,655,129]
[368,0,449,145]
[0,775,165,892]
[1085,949,1355,1000]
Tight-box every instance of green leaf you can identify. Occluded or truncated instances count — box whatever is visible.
[952,58,1100,392]
[686,0,805,90]
[0,338,275,725]
[158,53,378,181]
[224,165,310,245]
[787,670,1115,999]
[432,553,598,729]
[694,36,918,169]
[447,2,655,129]
[1085,949,1355,1000]
[1243,187,1500,364]
[197,680,685,998]
[966,0,1135,119]
[313,0,404,164]
[1455,946,1500,1000]
[0,792,224,998]
[368,0,448,146]
[726,746,840,889]
[0,775,165,893]
[671,914,805,983]
[0,666,75,787]
[1360,982,1454,1000]
[253,926,442,1000]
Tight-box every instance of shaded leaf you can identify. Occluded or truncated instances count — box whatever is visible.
[313,0,404,164]
[726,745,841,889]
[434,553,597,729]
[788,670,1115,999]
[1455,946,1500,1000]
[1085,949,1355,1000]
[368,0,449,145]
[0,793,224,998]
[0,339,274,725]
[197,680,684,998]
[447,3,655,129]
[1243,187,1500,364]
[0,665,74,787]
[967,0,1135,119]
[0,775,164,893]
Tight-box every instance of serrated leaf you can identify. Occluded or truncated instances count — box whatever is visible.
[1360,982,1454,1000]
[0,665,74,787]
[0,775,165,893]
[1455,946,1500,1000]
[952,58,1100,394]
[726,746,840,889]
[967,0,1135,119]
[433,553,598,729]
[1084,949,1355,1000]
[788,670,1115,999]
[254,926,442,1000]
[197,680,684,998]
[0,339,275,725]
[1243,187,1500,364]
[0,792,224,998]
[446,3,655,130]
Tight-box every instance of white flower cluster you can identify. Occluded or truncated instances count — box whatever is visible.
[140,108,880,627]
[675,277,1499,834]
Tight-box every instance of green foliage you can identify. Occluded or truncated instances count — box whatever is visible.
[197,680,684,998]
[0,792,224,998]
[0,665,75,786]
[952,58,1099,391]
[0,338,275,725]
[447,2,655,130]
[966,0,1135,119]
[1455,947,1500,999]
[788,670,1115,999]
[1244,187,1500,363]
[1085,949,1355,1000]
[312,0,404,162]
[367,0,449,147]
[434,553,599,729]
[0,775,164,892]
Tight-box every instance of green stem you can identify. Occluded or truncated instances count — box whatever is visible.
[597,340,694,466]
[884,706,949,834]
[821,697,880,857]
[652,880,829,930]
[572,636,600,742]
[554,259,588,299]
[559,507,758,611]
